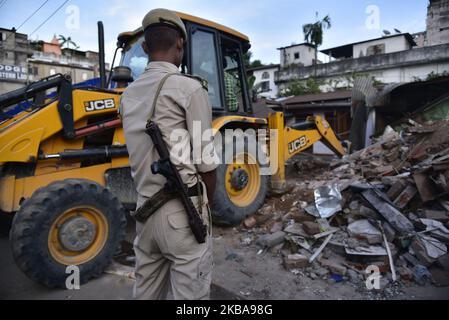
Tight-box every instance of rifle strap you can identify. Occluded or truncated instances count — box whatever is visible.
[147,72,177,122]
[146,72,207,216]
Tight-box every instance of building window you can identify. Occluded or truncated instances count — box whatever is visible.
[366,43,385,56]
[28,67,38,75]
[0,32,3,42]
[294,52,300,59]
[50,68,56,75]
[82,72,88,80]
[260,81,270,92]
[262,71,270,79]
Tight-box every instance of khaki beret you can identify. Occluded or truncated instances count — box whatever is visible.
[142,8,187,40]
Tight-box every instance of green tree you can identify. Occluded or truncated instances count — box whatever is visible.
[250,59,263,68]
[243,51,253,67]
[58,35,79,50]
[281,78,323,97]
[243,51,264,68]
[302,12,331,75]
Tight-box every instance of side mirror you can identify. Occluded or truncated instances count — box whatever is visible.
[111,66,133,88]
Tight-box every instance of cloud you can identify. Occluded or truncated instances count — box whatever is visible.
[104,0,128,17]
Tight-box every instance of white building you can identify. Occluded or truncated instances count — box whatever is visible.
[278,43,317,67]
[426,0,449,46]
[276,32,449,93]
[322,33,417,60]
[248,64,280,99]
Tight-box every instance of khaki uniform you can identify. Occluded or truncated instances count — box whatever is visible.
[120,61,218,300]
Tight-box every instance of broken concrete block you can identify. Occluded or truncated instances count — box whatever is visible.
[289,208,315,223]
[347,219,383,245]
[397,266,413,281]
[320,258,347,276]
[375,165,395,176]
[393,185,418,209]
[410,236,447,267]
[256,231,286,249]
[345,245,387,256]
[418,219,449,243]
[361,189,414,235]
[254,212,274,225]
[284,223,308,237]
[243,216,257,229]
[401,252,421,267]
[414,173,439,203]
[303,221,321,236]
[269,221,283,234]
[417,209,449,223]
[283,254,309,270]
[387,180,407,200]
[384,148,400,162]
[358,205,381,220]
[259,205,273,215]
[382,140,399,151]
[382,222,397,243]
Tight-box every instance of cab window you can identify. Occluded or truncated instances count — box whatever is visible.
[120,37,148,80]
[190,29,222,109]
[221,40,245,112]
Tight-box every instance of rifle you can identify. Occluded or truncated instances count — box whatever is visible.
[142,121,207,244]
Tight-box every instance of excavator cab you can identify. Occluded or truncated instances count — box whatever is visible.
[116,12,252,116]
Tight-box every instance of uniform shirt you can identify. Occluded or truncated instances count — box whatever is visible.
[120,61,218,207]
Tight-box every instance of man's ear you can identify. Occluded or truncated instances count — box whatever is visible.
[176,37,184,50]
[142,41,149,55]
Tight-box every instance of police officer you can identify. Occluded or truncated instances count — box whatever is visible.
[120,8,218,300]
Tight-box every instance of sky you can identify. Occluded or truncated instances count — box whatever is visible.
[0,0,429,65]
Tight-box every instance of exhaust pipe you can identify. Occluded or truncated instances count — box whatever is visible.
[97,21,106,89]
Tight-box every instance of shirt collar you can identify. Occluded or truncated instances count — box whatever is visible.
[146,61,180,73]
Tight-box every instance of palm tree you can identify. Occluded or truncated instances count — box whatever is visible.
[58,35,79,50]
[302,13,331,75]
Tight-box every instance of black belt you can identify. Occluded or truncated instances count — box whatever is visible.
[133,182,204,223]
[187,182,203,197]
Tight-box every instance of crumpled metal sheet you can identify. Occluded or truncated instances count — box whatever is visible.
[314,184,342,218]
[419,235,447,259]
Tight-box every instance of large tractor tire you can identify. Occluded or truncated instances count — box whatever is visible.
[212,141,269,226]
[9,179,127,288]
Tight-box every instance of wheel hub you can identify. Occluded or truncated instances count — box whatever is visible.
[230,168,249,191]
[58,216,97,252]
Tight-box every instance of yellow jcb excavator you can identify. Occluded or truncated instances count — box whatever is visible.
[0,12,345,287]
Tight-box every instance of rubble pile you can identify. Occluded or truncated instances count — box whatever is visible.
[244,119,449,290]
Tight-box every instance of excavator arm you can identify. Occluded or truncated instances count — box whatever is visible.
[268,112,346,192]
[285,115,346,160]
